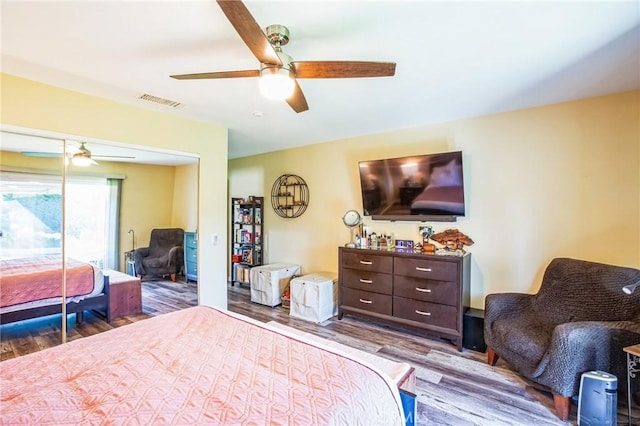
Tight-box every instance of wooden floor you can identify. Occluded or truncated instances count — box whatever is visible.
[0,278,198,360]
[1,278,637,426]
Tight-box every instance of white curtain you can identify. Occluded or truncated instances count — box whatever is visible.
[105,178,122,270]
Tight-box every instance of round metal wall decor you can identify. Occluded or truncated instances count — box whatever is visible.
[271,174,309,218]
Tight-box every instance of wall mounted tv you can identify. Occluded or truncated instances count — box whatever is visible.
[358,151,465,222]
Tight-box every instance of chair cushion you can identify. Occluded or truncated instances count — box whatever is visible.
[490,317,555,373]
[143,254,170,269]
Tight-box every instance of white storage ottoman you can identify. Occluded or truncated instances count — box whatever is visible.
[289,272,338,323]
[250,263,301,307]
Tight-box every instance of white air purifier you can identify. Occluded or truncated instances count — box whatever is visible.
[577,370,617,426]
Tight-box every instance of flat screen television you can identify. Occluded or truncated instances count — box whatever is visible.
[358,151,465,222]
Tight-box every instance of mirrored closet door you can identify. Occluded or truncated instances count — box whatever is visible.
[0,129,200,357]
[0,134,66,350]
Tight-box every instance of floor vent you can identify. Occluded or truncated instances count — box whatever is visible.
[138,93,183,108]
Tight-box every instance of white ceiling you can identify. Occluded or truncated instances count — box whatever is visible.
[1,1,639,162]
[0,128,199,166]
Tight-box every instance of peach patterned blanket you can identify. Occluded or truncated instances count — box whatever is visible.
[0,306,404,425]
[0,256,96,308]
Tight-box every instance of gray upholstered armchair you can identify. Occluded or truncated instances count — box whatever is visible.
[484,258,640,420]
[134,228,184,282]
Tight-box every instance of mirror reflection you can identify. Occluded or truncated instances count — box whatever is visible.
[0,130,199,358]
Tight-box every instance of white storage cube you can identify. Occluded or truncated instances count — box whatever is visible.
[289,272,338,323]
[250,263,301,307]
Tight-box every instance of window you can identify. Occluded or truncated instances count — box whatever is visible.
[0,172,120,269]
[0,173,62,259]
[65,177,110,268]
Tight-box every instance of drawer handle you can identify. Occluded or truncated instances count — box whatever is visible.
[415,310,431,316]
[359,278,373,284]
[415,267,432,272]
[415,287,432,293]
[360,260,373,265]
[359,298,373,304]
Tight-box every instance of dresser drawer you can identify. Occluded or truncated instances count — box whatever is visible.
[342,288,392,316]
[184,234,197,250]
[341,268,393,295]
[394,257,458,282]
[185,249,197,262]
[393,296,457,330]
[394,276,458,306]
[185,260,197,274]
[341,251,393,273]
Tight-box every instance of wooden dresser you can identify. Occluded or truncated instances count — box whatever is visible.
[184,232,198,283]
[338,247,470,351]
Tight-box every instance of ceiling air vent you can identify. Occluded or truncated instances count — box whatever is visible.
[138,93,183,109]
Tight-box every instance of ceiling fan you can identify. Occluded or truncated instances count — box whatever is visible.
[22,142,135,166]
[170,0,396,113]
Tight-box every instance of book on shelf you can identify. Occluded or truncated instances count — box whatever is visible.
[234,229,253,244]
[232,263,251,283]
[234,207,244,223]
[242,248,253,264]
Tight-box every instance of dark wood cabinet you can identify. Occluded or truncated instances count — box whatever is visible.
[338,247,470,351]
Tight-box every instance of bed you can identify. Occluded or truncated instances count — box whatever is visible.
[410,184,465,215]
[0,255,110,325]
[0,305,415,425]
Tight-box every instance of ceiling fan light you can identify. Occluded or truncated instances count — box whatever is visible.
[259,67,295,100]
[71,154,96,167]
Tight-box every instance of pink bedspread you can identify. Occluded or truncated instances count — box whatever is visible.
[0,306,404,425]
[411,185,465,214]
[0,256,96,308]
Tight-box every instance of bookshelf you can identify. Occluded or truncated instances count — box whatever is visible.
[230,196,264,285]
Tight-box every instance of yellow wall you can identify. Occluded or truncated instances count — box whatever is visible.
[119,163,176,249]
[229,91,640,309]
[1,73,229,308]
[172,163,199,233]
[0,150,180,270]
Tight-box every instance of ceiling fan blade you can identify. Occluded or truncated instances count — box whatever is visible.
[286,81,309,113]
[292,61,396,79]
[216,0,281,65]
[92,155,136,159]
[171,70,260,80]
[21,151,64,158]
